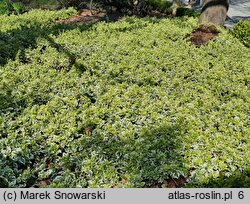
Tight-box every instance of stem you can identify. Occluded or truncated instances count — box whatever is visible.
[5,0,11,14]
[90,0,93,11]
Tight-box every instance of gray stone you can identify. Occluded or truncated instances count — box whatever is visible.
[198,0,229,26]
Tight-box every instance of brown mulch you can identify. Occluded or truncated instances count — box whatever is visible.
[56,9,109,24]
[188,24,220,48]
[163,176,188,188]
[144,175,189,188]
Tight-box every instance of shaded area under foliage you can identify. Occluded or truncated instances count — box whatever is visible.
[0,19,93,67]
[194,169,250,188]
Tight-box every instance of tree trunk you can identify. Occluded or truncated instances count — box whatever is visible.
[198,0,229,26]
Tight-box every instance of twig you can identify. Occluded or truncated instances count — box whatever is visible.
[90,0,93,14]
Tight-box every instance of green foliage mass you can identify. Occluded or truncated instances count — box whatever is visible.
[0,0,26,15]
[0,8,250,188]
[231,19,250,48]
[176,7,199,17]
[12,2,26,14]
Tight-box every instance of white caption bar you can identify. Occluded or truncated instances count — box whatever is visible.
[0,188,249,204]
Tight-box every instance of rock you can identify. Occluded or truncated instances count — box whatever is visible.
[198,0,229,26]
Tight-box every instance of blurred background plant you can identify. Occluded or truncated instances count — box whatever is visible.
[230,19,250,48]
[0,0,26,15]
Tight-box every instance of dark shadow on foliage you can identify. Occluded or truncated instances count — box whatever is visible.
[135,123,187,187]
[198,169,250,188]
[0,16,159,67]
[0,15,163,120]
[0,20,93,116]
[0,152,38,188]
[0,1,176,67]
[0,122,188,187]
[0,153,10,187]
[0,19,93,66]
[0,7,169,67]
[0,30,78,115]
[50,122,188,188]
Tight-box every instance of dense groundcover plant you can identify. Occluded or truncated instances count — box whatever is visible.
[0,8,250,187]
[230,19,250,48]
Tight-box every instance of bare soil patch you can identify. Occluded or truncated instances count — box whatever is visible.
[56,9,109,24]
[188,24,220,48]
